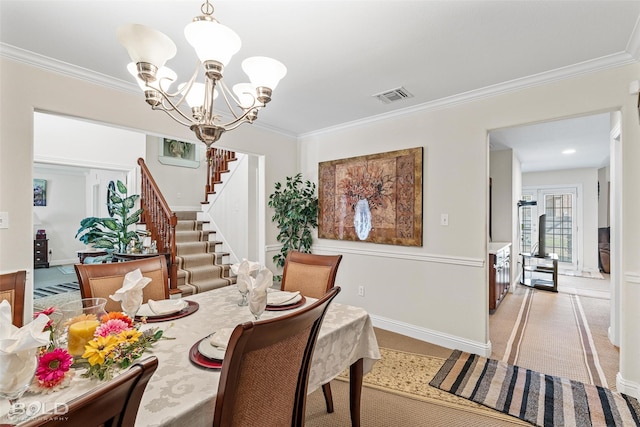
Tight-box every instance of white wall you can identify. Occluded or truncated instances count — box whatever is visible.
[523,168,599,273]
[32,166,86,265]
[2,57,640,398]
[490,149,514,243]
[300,63,640,396]
[144,135,207,208]
[0,58,298,327]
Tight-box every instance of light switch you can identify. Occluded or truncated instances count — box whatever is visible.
[440,213,449,226]
[0,212,8,229]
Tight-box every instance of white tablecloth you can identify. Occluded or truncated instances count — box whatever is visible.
[5,286,380,426]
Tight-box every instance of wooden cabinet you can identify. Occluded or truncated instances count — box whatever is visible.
[489,243,510,311]
[34,239,49,269]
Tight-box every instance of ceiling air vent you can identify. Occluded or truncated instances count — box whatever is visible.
[373,87,414,104]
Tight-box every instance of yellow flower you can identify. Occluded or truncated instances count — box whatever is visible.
[117,329,142,344]
[82,335,118,366]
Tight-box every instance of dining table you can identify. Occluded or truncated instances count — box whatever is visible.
[3,285,381,426]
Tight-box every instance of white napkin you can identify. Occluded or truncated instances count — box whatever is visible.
[0,300,51,393]
[232,259,260,293]
[208,327,235,350]
[267,290,301,306]
[230,259,261,276]
[109,269,151,314]
[147,299,188,315]
[248,268,273,314]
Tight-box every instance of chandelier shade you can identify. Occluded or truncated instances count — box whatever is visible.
[184,20,241,66]
[117,24,177,72]
[118,0,286,147]
[242,57,287,92]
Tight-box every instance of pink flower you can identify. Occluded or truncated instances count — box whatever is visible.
[95,319,130,337]
[36,348,73,388]
[34,307,56,330]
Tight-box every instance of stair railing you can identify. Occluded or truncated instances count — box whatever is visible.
[137,158,179,294]
[204,148,236,203]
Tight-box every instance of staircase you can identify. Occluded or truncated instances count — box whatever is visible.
[138,154,237,297]
[173,211,235,296]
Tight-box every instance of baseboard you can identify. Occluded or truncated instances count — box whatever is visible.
[371,314,491,357]
[616,372,640,399]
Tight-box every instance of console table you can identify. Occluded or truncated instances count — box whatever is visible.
[520,252,558,292]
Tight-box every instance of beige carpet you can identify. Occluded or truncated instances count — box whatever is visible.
[491,282,618,391]
[335,347,529,425]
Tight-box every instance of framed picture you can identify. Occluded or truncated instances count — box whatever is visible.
[158,138,200,168]
[318,147,423,246]
[34,179,47,206]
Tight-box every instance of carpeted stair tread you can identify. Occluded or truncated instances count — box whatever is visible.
[173,211,234,296]
[176,241,216,255]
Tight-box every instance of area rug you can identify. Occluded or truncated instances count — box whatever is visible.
[337,347,529,425]
[33,290,80,311]
[33,282,80,299]
[57,265,75,275]
[500,287,610,388]
[430,350,640,427]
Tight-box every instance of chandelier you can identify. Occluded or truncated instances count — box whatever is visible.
[117,0,287,147]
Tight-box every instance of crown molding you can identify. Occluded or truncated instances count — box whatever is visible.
[300,52,637,139]
[626,16,640,60]
[2,43,636,141]
[0,43,135,93]
[0,43,297,140]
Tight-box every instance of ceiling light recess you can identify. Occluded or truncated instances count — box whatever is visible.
[117,0,286,147]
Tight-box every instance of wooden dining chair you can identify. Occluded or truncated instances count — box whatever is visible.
[214,286,340,427]
[0,270,26,326]
[75,256,169,313]
[280,251,342,412]
[20,356,158,427]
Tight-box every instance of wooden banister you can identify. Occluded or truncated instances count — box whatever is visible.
[203,148,237,204]
[137,158,179,294]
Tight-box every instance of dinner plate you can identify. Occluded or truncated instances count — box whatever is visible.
[189,338,223,370]
[137,300,188,318]
[136,300,199,323]
[197,335,226,361]
[266,295,306,311]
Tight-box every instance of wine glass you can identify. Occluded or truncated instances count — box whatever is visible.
[248,288,267,320]
[121,291,143,320]
[0,348,38,423]
[237,275,249,307]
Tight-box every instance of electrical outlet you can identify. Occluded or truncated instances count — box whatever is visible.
[358,286,365,297]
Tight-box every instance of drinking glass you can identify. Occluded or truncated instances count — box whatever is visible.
[0,348,38,423]
[121,291,143,320]
[237,276,249,307]
[59,298,107,356]
[248,288,267,320]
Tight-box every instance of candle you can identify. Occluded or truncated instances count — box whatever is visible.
[67,320,100,356]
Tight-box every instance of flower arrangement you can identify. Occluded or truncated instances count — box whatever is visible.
[73,311,164,381]
[31,307,164,391]
[31,307,74,394]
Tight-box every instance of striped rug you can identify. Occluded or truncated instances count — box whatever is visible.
[430,350,640,426]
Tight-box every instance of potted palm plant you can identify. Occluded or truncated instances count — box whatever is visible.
[268,173,318,279]
[75,180,143,254]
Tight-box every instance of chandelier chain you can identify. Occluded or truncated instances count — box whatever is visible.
[201,0,214,16]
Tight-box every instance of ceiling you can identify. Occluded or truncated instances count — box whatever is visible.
[2,1,639,172]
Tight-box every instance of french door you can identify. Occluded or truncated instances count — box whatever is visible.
[522,187,578,270]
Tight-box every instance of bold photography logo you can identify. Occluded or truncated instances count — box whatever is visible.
[9,401,69,420]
